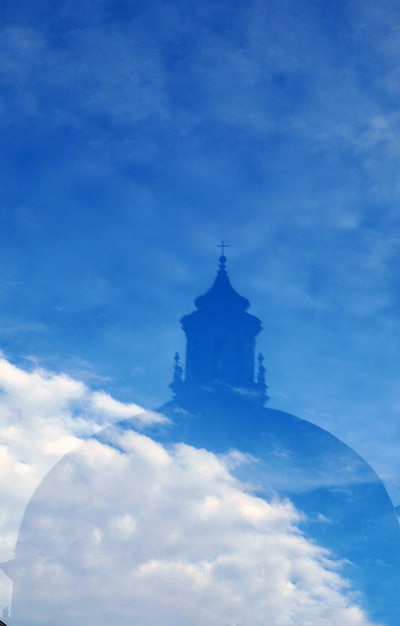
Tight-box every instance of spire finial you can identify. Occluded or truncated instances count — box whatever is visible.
[170,351,184,395]
[217,240,229,256]
[173,352,184,381]
[217,241,229,268]
[256,352,269,404]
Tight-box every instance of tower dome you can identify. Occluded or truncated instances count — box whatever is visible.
[194,255,250,311]
[172,253,267,403]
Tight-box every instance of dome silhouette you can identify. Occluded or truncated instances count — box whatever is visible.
[4,253,400,626]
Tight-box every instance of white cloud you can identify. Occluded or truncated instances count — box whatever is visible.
[0,353,378,624]
[11,430,375,626]
[0,354,164,574]
[89,389,160,423]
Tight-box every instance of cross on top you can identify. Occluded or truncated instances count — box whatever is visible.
[217,240,230,256]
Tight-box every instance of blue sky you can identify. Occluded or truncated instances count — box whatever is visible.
[1,0,400,621]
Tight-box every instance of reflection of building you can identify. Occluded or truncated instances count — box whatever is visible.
[172,256,266,404]
[159,253,400,625]
[171,254,267,404]
[4,253,400,626]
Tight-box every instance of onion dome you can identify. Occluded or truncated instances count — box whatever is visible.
[194,256,250,311]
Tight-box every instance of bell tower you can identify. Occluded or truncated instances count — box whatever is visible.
[171,249,268,404]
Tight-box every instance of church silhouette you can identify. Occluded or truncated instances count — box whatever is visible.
[158,253,400,624]
[5,252,400,626]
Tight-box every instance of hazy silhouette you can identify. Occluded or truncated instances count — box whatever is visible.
[4,252,400,625]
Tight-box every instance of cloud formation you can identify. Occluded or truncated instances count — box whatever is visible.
[13,428,376,626]
[0,354,379,625]
[0,353,164,607]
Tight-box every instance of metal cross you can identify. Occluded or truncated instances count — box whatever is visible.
[217,240,230,256]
